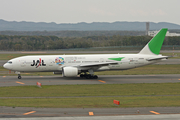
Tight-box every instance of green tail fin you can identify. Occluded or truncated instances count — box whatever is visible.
[139,28,168,55]
[148,28,168,55]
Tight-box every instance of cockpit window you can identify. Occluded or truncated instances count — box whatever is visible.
[7,61,12,64]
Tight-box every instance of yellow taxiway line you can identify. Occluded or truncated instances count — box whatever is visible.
[98,80,106,83]
[23,111,36,115]
[150,111,160,115]
[89,112,94,115]
[16,81,25,84]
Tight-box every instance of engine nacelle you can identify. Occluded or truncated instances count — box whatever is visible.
[62,67,78,77]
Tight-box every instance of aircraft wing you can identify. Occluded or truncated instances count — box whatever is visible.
[73,60,130,67]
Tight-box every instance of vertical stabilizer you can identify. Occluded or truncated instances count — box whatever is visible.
[139,28,168,55]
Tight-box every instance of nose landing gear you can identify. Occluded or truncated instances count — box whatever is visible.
[15,71,22,79]
[18,74,21,79]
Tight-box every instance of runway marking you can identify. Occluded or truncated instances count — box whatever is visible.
[16,81,25,84]
[23,111,36,115]
[150,111,160,115]
[3,76,6,78]
[89,112,94,115]
[98,80,106,83]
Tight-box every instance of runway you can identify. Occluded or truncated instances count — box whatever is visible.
[1,74,180,87]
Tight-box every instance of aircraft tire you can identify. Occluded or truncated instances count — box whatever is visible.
[93,75,98,79]
[80,74,84,78]
[85,74,91,79]
[18,76,21,79]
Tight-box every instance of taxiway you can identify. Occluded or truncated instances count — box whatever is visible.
[0,106,180,119]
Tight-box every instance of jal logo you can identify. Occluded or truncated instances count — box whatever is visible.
[31,58,46,68]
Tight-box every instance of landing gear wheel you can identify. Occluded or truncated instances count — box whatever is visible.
[80,74,85,78]
[18,74,21,79]
[80,73,98,79]
[93,75,98,79]
[85,74,91,79]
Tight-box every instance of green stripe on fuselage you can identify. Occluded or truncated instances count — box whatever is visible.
[108,57,124,61]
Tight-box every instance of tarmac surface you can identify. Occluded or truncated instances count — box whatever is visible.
[0,106,180,119]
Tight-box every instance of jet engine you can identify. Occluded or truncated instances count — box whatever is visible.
[62,67,78,77]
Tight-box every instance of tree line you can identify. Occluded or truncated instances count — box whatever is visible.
[0,35,179,51]
[0,31,145,37]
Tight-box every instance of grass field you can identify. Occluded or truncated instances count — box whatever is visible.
[1,96,180,108]
[0,83,180,97]
[0,83,180,108]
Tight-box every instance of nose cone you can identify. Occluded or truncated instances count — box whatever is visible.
[3,63,7,69]
[3,63,12,70]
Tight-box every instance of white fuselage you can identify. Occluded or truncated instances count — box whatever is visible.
[3,54,164,73]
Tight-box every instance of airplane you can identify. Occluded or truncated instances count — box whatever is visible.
[3,28,169,79]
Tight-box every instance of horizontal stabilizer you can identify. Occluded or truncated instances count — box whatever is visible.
[146,56,170,61]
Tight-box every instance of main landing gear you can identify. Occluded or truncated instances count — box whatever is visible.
[80,74,98,79]
[80,69,98,79]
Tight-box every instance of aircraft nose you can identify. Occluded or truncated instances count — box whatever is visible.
[3,63,12,69]
[3,63,7,69]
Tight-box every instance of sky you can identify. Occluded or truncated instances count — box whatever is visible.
[0,0,180,25]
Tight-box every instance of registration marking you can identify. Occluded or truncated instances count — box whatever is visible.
[150,111,160,115]
[23,111,36,115]
[98,80,106,83]
[89,112,94,115]
[16,81,25,84]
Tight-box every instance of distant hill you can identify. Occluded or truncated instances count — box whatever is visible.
[0,19,180,31]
